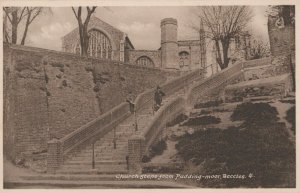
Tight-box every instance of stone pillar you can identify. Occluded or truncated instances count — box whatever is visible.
[47,139,63,174]
[127,135,145,174]
[161,18,179,69]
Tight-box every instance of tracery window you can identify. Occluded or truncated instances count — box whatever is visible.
[179,51,189,68]
[74,29,112,59]
[136,56,154,67]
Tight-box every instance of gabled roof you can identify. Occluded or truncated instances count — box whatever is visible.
[61,16,135,49]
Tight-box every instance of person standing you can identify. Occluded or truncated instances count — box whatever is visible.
[126,91,135,114]
[154,86,165,111]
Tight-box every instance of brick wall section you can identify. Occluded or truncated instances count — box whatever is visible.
[3,44,171,161]
[3,46,16,161]
[128,136,145,174]
[47,139,63,174]
[3,46,50,161]
[128,50,161,68]
[42,52,100,139]
[92,59,167,114]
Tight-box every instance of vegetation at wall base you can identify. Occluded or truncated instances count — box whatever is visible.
[194,100,223,109]
[183,115,221,126]
[176,102,295,188]
[285,106,295,134]
[142,140,167,163]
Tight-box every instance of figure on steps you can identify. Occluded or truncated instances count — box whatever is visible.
[154,86,165,112]
[126,91,135,114]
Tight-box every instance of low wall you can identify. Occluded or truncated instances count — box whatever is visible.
[224,74,293,102]
[242,57,271,68]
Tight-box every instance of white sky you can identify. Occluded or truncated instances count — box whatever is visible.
[25,6,269,51]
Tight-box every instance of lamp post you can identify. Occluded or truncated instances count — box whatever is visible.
[134,110,138,131]
[113,127,116,149]
[92,142,95,169]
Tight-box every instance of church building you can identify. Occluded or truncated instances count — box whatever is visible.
[62,16,250,72]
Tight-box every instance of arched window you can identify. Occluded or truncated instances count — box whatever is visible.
[136,56,154,67]
[74,29,112,59]
[179,51,189,68]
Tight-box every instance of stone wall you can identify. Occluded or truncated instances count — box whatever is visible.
[224,74,293,102]
[3,46,50,161]
[91,59,168,114]
[128,50,161,68]
[3,44,170,161]
[178,41,202,70]
[268,16,295,56]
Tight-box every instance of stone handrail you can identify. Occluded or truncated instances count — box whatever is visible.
[60,102,130,154]
[47,102,131,173]
[134,69,203,112]
[142,96,185,151]
[47,67,203,173]
[186,61,244,106]
[242,57,271,68]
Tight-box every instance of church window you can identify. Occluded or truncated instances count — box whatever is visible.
[136,56,154,67]
[74,29,112,59]
[179,51,189,68]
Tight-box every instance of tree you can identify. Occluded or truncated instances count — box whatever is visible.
[250,38,270,60]
[21,7,49,45]
[196,6,253,69]
[3,7,51,45]
[268,5,295,26]
[71,7,97,56]
[3,7,27,44]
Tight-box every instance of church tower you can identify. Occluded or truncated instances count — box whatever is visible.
[160,18,179,69]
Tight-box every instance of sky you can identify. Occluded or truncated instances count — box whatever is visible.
[24,6,269,51]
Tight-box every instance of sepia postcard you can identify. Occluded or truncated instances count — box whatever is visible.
[1,0,298,192]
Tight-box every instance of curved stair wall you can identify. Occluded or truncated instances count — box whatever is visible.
[47,68,204,173]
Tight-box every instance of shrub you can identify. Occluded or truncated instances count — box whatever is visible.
[142,140,167,163]
[150,140,167,156]
[286,106,295,134]
[176,123,295,187]
[194,100,223,109]
[231,102,279,126]
[182,115,221,126]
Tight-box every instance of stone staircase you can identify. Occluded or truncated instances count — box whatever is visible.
[56,90,186,175]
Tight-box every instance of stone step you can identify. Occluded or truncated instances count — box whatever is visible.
[58,167,128,175]
[70,154,127,161]
[20,173,179,182]
[7,179,193,188]
[64,160,126,166]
